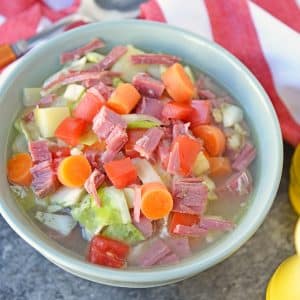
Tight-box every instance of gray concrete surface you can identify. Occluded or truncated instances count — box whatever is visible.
[0,144,297,300]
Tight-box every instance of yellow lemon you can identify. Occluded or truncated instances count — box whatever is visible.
[290,164,300,189]
[295,218,300,255]
[267,255,300,300]
[291,145,300,179]
[289,184,300,215]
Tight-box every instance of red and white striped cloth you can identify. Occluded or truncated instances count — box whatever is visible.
[140,0,300,146]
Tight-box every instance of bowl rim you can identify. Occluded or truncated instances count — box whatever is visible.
[0,20,283,285]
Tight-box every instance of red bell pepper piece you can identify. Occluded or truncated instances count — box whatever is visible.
[162,102,193,121]
[169,212,200,234]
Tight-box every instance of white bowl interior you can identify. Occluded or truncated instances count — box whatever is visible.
[0,21,282,286]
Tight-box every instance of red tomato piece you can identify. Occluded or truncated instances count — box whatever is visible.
[88,236,129,268]
[73,92,103,123]
[49,146,70,159]
[124,129,147,158]
[189,100,212,127]
[103,157,137,189]
[169,212,200,234]
[162,102,193,121]
[172,135,202,176]
[55,117,88,146]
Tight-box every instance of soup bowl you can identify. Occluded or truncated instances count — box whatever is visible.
[0,20,283,287]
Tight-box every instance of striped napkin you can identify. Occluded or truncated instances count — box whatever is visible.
[140,0,300,146]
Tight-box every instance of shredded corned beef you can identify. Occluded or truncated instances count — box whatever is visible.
[134,127,163,160]
[29,140,52,163]
[172,121,191,140]
[200,216,235,231]
[132,73,165,98]
[164,237,191,258]
[132,214,153,238]
[172,178,208,215]
[156,139,171,169]
[88,45,127,72]
[92,106,126,140]
[38,95,55,107]
[138,239,171,267]
[30,160,59,198]
[60,38,105,64]
[157,253,179,265]
[173,224,208,237]
[133,185,142,223]
[131,54,180,66]
[136,97,163,119]
[84,169,105,206]
[232,142,256,171]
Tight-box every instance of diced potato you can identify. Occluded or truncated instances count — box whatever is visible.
[222,104,243,127]
[34,106,70,138]
[227,133,241,150]
[63,84,85,102]
[79,130,98,146]
[111,45,148,82]
[147,65,167,79]
[212,108,223,123]
[199,175,218,200]
[23,88,41,107]
[192,152,210,176]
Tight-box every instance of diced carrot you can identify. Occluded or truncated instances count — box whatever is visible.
[172,135,202,176]
[107,83,141,114]
[192,125,226,156]
[57,155,92,187]
[162,102,193,121]
[141,182,173,220]
[7,153,32,186]
[168,212,200,234]
[208,157,232,177]
[161,63,195,103]
[124,129,147,158]
[73,92,103,123]
[103,157,137,189]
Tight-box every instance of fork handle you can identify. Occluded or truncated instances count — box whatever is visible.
[0,44,16,69]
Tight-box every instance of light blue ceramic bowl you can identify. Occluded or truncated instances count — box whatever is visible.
[0,20,283,287]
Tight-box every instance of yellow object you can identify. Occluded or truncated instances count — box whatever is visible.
[266,255,300,300]
[291,144,300,173]
[34,106,70,138]
[295,218,300,255]
[79,130,98,146]
[289,144,300,215]
[289,184,300,215]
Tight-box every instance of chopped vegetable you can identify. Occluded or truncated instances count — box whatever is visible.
[86,52,105,63]
[122,114,161,129]
[192,125,226,157]
[63,84,85,101]
[222,104,243,127]
[88,236,129,268]
[23,88,41,107]
[141,182,173,220]
[55,117,88,146]
[162,102,193,121]
[50,186,84,207]
[169,135,202,176]
[35,212,77,236]
[34,106,70,138]
[111,45,148,82]
[132,158,163,184]
[102,223,145,245]
[208,157,232,177]
[169,212,199,234]
[73,92,103,123]
[161,63,194,103]
[12,134,28,153]
[184,66,195,83]
[107,83,141,114]
[112,77,124,87]
[98,186,131,224]
[7,153,32,186]
[80,130,98,146]
[104,157,137,189]
[123,187,135,208]
[192,151,210,176]
[57,155,92,188]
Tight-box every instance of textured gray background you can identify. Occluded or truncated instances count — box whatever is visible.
[0,144,296,300]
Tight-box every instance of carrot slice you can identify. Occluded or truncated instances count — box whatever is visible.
[161,63,195,103]
[141,182,173,220]
[168,212,200,234]
[107,83,141,114]
[57,155,92,187]
[7,153,32,186]
[208,157,232,177]
[192,125,226,156]
[103,157,137,189]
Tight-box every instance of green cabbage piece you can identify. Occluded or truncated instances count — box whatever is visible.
[122,114,162,129]
[71,187,131,235]
[102,223,145,245]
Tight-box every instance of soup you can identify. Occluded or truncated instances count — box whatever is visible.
[7,39,256,269]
